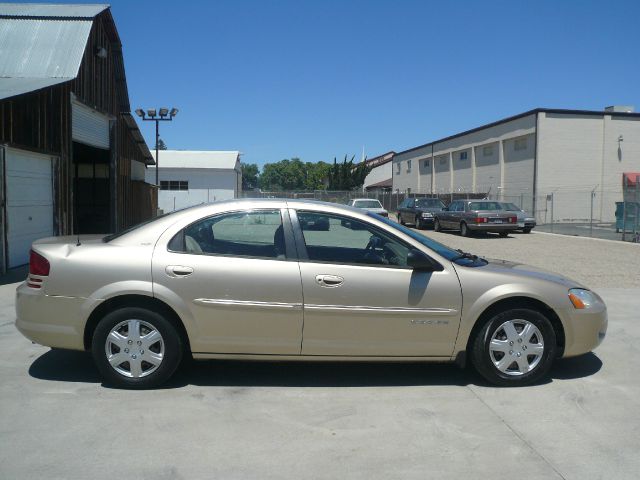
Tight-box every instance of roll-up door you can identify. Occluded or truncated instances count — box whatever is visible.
[5,148,54,268]
[72,101,110,149]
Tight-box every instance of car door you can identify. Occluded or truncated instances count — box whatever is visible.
[291,209,462,357]
[152,207,304,354]
[440,201,455,227]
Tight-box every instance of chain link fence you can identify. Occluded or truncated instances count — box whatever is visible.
[487,185,640,243]
[241,185,640,243]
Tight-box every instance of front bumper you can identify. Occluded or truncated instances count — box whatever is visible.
[15,282,90,351]
[558,303,608,357]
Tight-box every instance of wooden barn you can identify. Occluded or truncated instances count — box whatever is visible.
[0,3,156,271]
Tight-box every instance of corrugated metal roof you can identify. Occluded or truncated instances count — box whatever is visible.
[151,151,241,170]
[0,17,92,80]
[0,76,70,98]
[122,113,154,165]
[0,3,108,18]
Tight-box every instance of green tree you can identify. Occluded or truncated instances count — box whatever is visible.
[155,137,167,150]
[327,155,371,190]
[241,163,260,190]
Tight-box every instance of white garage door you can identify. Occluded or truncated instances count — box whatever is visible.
[5,148,54,268]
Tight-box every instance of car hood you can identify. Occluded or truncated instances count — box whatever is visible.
[480,257,586,289]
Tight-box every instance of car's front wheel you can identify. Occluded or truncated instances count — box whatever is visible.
[415,216,424,229]
[470,308,557,386]
[434,218,442,232]
[460,222,470,237]
[92,307,183,389]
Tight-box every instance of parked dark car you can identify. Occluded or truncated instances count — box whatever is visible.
[434,200,518,237]
[397,197,446,229]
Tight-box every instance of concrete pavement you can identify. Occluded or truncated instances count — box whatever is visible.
[1,281,638,479]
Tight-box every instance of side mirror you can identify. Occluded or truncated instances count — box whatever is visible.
[407,249,442,271]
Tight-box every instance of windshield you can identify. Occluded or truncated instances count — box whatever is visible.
[103,205,201,242]
[368,213,461,261]
[415,198,445,209]
[468,201,504,211]
[353,200,383,208]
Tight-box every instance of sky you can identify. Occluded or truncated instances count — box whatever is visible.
[101,0,640,168]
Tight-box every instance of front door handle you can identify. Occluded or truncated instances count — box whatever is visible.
[166,265,194,278]
[315,274,344,288]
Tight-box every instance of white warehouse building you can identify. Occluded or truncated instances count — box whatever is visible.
[392,107,640,223]
[146,150,242,213]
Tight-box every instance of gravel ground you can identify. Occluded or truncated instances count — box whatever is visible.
[412,229,640,289]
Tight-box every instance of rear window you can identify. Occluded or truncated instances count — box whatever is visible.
[103,205,200,242]
[353,200,383,208]
[468,201,503,211]
[416,198,445,209]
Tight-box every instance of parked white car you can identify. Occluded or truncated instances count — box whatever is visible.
[349,198,388,217]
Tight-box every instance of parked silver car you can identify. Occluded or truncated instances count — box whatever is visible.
[435,200,519,237]
[16,199,606,388]
[348,198,388,217]
[498,202,537,233]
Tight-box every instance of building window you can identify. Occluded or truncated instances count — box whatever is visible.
[424,159,430,168]
[483,145,493,156]
[407,160,412,173]
[514,138,527,151]
[160,180,189,191]
[440,157,447,165]
[396,162,401,175]
[459,151,468,160]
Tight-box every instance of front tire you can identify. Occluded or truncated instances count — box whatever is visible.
[92,307,183,389]
[415,216,424,229]
[434,218,442,232]
[460,222,470,237]
[470,308,557,386]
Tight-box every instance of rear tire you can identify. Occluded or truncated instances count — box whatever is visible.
[434,218,442,232]
[92,307,183,389]
[522,227,532,234]
[499,231,509,238]
[416,216,424,229]
[399,214,405,225]
[470,308,557,386]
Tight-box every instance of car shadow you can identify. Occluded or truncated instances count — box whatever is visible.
[28,349,603,389]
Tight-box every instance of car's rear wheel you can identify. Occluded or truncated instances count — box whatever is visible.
[471,308,557,386]
[398,214,405,225]
[434,218,442,232]
[415,216,424,229]
[522,227,532,234]
[460,222,470,237]
[499,231,509,237]
[92,307,183,389]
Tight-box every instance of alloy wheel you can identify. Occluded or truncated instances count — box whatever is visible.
[488,319,544,376]
[104,319,165,378]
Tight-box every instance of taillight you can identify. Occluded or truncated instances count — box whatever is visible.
[508,216,517,223]
[474,217,488,223]
[29,250,50,276]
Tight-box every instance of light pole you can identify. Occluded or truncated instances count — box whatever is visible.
[135,107,178,187]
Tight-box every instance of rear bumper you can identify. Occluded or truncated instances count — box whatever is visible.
[15,282,90,351]
[467,223,518,232]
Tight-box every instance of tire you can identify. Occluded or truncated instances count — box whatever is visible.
[470,308,557,387]
[460,222,470,237]
[434,218,442,232]
[92,307,183,389]
[499,231,509,238]
[398,214,405,225]
[522,227,532,234]
[415,217,423,229]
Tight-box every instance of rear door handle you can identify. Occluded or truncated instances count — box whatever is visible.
[315,274,344,288]
[166,265,194,278]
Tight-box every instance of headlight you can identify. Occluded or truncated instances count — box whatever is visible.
[568,288,601,309]
[421,212,433,218]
